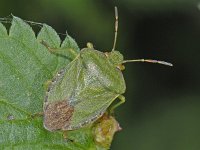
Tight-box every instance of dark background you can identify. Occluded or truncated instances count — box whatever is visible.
[1,0,200,149]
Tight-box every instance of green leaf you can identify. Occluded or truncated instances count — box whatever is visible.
[0,16,113,149]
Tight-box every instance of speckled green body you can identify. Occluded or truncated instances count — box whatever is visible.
[44,47,126,131]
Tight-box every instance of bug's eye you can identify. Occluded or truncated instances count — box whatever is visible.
[106,51,124,67]
[117,64,125,71]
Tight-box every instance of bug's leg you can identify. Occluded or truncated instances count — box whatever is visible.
[63,131,75,142]
[109,95,125,113]
[30,112,44,118]
[40,40,54,53]
[63,131,70,140]
[87,42,94,49]
[43,80,52,91]
[40,40,78,59]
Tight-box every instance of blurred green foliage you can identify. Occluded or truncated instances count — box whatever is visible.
[0,0,200,149]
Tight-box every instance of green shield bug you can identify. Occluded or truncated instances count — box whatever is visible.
[43,7,172,132]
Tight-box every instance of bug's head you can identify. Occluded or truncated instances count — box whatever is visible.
[105,51,125,70]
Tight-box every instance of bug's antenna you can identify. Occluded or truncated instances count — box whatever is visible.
[112,6,118,51]
[123,59,173,66]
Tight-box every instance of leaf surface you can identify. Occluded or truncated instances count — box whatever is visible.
[0,16,108,150]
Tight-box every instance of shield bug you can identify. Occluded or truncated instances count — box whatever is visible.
[43,7,172,132]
